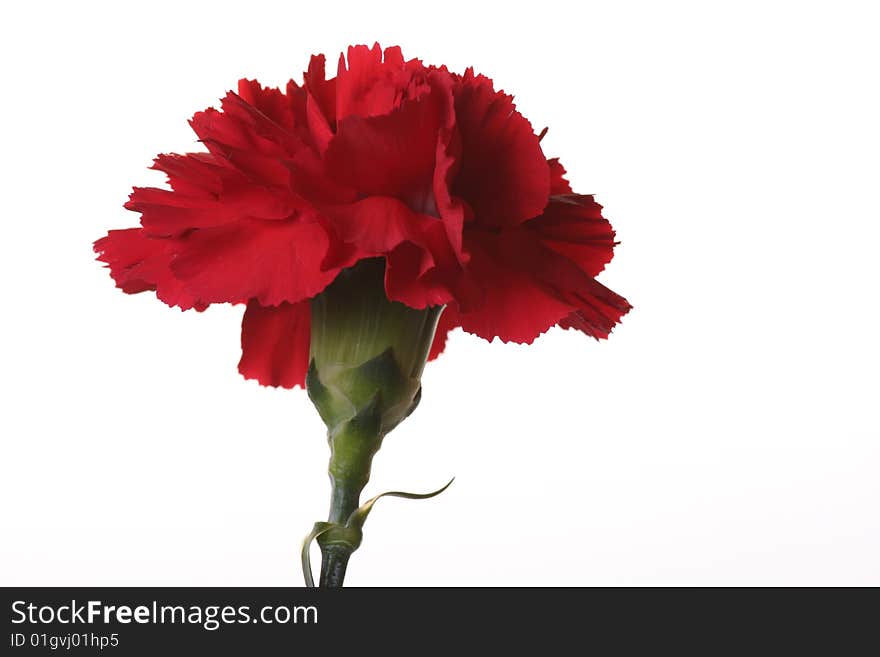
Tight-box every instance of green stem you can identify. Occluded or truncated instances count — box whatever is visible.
[327,481,363,525]
[318,480,361,588]
[315,421,381,588]
[318,544,351,588]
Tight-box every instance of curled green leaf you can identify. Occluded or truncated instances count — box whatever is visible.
[301,479,454,586]
[301,522,334,588]
[346,478,455,533]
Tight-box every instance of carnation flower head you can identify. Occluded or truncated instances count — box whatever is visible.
[94,43,631,388]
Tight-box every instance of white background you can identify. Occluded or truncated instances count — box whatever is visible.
[1,0,878,586]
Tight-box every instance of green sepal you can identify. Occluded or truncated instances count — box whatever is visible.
[331,347,421,434]
[305,360,351,429]
[307,348,421,437]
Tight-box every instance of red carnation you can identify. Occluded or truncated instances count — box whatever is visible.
[95,44,630,388]
[95,44,631,587]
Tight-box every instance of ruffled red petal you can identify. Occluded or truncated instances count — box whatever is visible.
[529,193,616,277]
[189,91,308,188]
[429,70,467,262]
[318,197,458,308]
[319,197,435,263]
[151,152,225,197]
[449,231,571,343]
[238,300,311,388]
[547,158,573,194]
[235,79,299,132]
[93,228,204,311]
[451,70,550,228]
[556,279,632,340]
[450,222,630,343]
[169,218,340,307]
[334,44,430,121]
[125,182,297,236]
[325,84,447,207]
[303,54,336,127]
